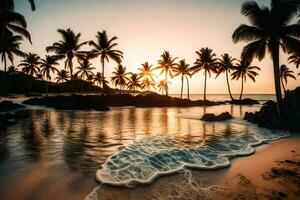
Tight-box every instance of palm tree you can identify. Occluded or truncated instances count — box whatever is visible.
[46,28,87,78]
[18,53,40,91]
[89,31,123,91]
[0,1,31,43]
[157,80,168,95]
[232,0,300,117]
[75,58,95,81]
[138,62,156,82]
[172,59,192,99]
[55,69,70,83]
[40,55,61,96]
[0,34,23,71]
[280,64,296,93]
[93,72,108,93]
[190,48,218,101]
[231,59,261,100]
[127,73,141,95]
[7,65,17,73]
[142,78,156,92]
[155,51,178,96]
[111,64,130,93]
[216,54,236,100]
[288,52,300,69]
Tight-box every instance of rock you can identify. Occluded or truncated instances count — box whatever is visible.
[201,112,232,121]
[0,113,16,129]
[263,100,275,106]
[0,101,25,112]
[228,98,260,105]
[25,93,43,97]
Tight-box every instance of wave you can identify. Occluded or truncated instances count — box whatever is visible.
[95,124,289,188]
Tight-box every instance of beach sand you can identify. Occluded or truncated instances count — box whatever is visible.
[96,136,300,200]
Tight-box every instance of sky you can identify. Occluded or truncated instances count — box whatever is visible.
[13,0,300,94]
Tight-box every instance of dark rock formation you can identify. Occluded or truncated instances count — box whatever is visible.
[244,87,300,131]
[0,109,33,130]
[0,101,25,112]
[227,98,260,105]
[201,112,232,121]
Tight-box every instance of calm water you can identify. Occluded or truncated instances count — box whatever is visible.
[0,95,283,200]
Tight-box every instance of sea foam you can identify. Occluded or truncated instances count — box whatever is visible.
[96,123,289,187]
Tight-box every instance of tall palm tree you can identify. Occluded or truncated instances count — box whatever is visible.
[0,1,31,43]
[232,0,300,117]
[0,34,23,71]
[75,58,95,81]
[138,62,156,82]
[155,51,178,96]
[127,73,141,95]
[157,80,168,95]
[40,55,61,96]
[172,59,192,99]
[231,59,261,100]
[288,52,300,69]
[46,28,87,78]
[55,69,70,83]
[217,54,236,100]
[280,64,296,93]
[18,53,40,91]
[89,31,123,91]
[190,48,218,101]
[111,64,130,93]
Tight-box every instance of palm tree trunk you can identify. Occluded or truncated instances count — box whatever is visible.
[101,59,105,94]
[204,70,207,101]
[4,54,7,72]
[281,78,287,93]
[46,78,49,97]
[180,75,183,98]
[270,41,283,118]
[239,76,244,100]
[69,57,73,79]
[165,71,168,96]
[186,76,190,99]
[226,70,234,100]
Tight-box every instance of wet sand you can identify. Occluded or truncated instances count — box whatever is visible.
[96,136,300,200]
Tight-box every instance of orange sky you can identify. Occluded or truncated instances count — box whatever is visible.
[13,0,300,94]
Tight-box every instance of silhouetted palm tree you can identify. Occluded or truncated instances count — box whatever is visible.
[155,51,178,96]
[172,59,192,99]
[288,52,300,69]
[111,64,130,93]
[280,64,296,93]
[46,28,86,78]
[127,73,141,95]
[18,53,40,91]
[217,54,236,100]
[0,34,23,71]
[138,62,156,81]
[55,70,70,83]
[40,55,61,96]
[0,1,31,43]
[157,80,168,95]
[89,31,123,91]
[232,0,300,116]
[190,48,218,101]
[75,58,95,80]
[231,59,261,100]
[142,78,156,92]
[7,65,17,73]
[93,72,108,93]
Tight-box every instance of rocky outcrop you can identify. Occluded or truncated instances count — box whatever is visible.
[227,98,260,105]
[201,112,232,121]
[0,101,25,112]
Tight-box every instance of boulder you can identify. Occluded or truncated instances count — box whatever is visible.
[201,112,232,122]
[228,98,260,105]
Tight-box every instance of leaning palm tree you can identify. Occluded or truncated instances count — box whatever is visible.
[55,69,70,83]
[46,28,87,78]
[231,59,261,100]
[157,80,168,95]
[0,34,24,71]
[190,48,218,101]
[217,53,236,100]
[155,51,178,96]
[280,64,297,93]
[89,31,123,90]
[288,52,300,69]
[172,59,192,99]
[138,62,156,82]
[18,53,40,91]
[111,64,130,93]
[232,0,300,117]
[40,55,61,96]
[127,73,141,95]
